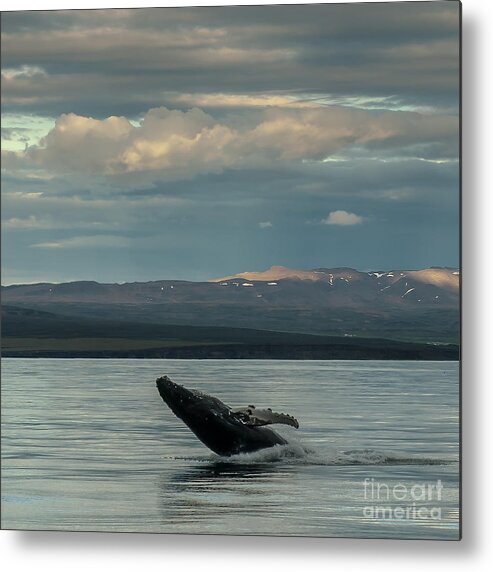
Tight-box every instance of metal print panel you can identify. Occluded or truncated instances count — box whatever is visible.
[1,1,461,539]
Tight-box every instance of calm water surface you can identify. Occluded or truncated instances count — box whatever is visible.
[1,359,459,539]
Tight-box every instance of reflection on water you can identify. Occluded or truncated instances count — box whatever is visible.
[1,359,459,538]
[161,462,290,530]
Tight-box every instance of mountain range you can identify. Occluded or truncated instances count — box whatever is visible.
[2,266,460,353]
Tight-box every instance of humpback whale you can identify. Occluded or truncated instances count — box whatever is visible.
[156,375,299,456]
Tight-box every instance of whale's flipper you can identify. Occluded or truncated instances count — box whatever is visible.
[230,405,299,429]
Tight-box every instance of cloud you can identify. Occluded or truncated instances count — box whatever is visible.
[258,221,273,228]
[2,215,109,231]
[2,105,458,181]
[1,3,459,119]
[2,65,47,80]
[169,92,319,109]
[30,235,132,249]
[0,5,460,285]
[321,210,364,226]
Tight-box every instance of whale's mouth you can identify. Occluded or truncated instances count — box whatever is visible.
[156,376,191,407]
[156,376,226,418]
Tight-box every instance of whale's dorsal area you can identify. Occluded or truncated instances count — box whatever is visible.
[230,405,300,429]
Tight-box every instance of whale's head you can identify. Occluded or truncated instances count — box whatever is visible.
[156,375,287,456]
[156,375,229,421]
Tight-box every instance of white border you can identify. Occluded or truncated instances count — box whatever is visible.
[2,0,493,570]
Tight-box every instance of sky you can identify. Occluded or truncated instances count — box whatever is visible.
[1,1,460,285]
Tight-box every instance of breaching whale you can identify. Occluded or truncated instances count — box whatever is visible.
[156,375,299,456]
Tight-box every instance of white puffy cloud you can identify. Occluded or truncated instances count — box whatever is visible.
[322,210,364,226]
[2,105,458,181]
[258,221,273,228]
[31,113,135,173]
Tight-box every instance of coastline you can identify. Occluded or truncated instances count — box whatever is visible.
[2,341,459,360]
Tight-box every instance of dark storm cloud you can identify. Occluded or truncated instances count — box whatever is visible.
[2,2,460,117]
[1,149,459,284]
[2,153,458,239]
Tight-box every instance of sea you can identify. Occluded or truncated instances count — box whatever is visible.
[1,358,460,539]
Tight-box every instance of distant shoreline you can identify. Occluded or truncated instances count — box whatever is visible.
[2,342,459,361]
